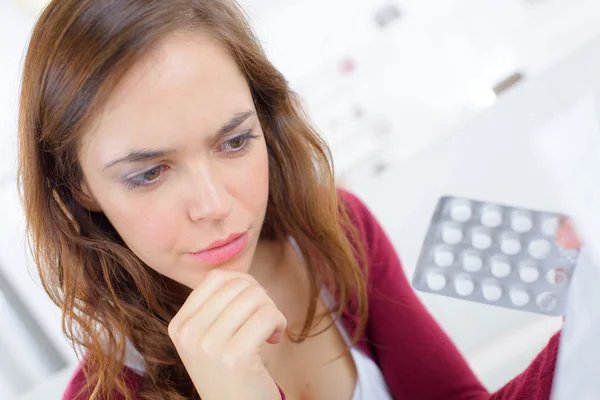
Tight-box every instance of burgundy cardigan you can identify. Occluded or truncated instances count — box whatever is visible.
[64,190,560,399]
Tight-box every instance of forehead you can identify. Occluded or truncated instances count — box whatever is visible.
[81,31,254,165]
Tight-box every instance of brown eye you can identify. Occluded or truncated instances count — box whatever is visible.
[143,167,161,181]
[217,131,258,153]
[228,136,245,149]
[124,165,169,190]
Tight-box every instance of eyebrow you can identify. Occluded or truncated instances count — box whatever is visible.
[103,110,256,170]
[213,110,255,138]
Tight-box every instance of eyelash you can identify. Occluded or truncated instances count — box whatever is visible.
[123,131,259,190]
[216,130,259,154]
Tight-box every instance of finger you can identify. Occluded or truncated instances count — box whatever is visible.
[168,271,228,337]
[556,219,582,249]
[169,270,257,337]
[174,278,252,347]
[228,305,287,353]
[266,330,283,345]
[265,318,287,344]
[202,284,271,347]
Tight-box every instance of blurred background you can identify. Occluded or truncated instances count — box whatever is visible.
[3,0,600,398]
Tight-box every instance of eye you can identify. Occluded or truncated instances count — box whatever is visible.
[217,131,258,154]
[124,165,168,189]
[143,167,161,181]
[228,136,245,150]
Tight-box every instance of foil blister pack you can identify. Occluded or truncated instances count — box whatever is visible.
[412,196,579,316]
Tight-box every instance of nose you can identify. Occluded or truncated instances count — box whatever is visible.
[186,165,233,222]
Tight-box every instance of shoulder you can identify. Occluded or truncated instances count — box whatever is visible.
[336,188,379,239]
[337,188,369,219]
[336,187,405,294]
[62,362,87,400]
[337,187,395,260]
[63,359,143,400]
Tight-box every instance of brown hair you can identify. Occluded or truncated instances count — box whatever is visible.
[18,0,368,399]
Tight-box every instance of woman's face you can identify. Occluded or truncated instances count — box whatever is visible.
[78,32,270,289]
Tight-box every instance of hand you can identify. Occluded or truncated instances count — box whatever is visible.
[556,219,582,249]
[168,270,287,400]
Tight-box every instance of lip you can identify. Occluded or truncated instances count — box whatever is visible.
[188,232,248,264]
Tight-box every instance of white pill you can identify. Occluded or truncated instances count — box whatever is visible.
[472,230,492,250]
[450,201,472,222]
[481,207,502,227]
[454,276,475,297]
[511,212,532,233]
[426,272,447,291]
[536,292,558,312]
[528,239,551,259]
[482,281,503,301]
[462,251,483,272]
[541,216,559,236]
[558,248,579,263]
[491,258,512,278]
[501,237,521,255]
[519,261,540,283]
[434,247,454,267]
[509,288,530,307]
[442,225,463,244]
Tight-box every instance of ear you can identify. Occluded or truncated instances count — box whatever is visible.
[75,181,103,212]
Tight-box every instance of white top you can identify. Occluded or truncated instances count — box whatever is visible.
[319,287,393,400]
[349,348,394,400]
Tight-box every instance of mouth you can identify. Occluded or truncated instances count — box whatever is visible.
[188,231,249,264]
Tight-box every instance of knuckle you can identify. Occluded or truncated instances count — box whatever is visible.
[277,310,288,326]
[243,274,259,286]
[228,277,250,291]
[220,348,242,370]
[198,336,218,357]
[173,324,192,349]
[243,285,268,308]
[167,320,178,339]
[246,283,265,298]
[255,303,274,319]
[205,268,226,282]
[258,305,287,328]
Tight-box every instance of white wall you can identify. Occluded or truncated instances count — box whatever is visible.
[0,3,78,398]
[247,0,600,179]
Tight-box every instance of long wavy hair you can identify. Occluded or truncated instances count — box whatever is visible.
[18,0,368,399]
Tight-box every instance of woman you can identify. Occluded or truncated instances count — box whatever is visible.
[17,1,578,399]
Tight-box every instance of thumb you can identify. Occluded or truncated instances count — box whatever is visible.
[266,330,283,344]
[556,219,582,249]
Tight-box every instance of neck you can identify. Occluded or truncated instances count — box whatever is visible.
[248,238,289,288]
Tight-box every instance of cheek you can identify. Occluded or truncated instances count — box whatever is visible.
[234,143,269,215]
[104,196,180,265]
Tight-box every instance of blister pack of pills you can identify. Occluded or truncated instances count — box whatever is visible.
[411,196,580,316]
